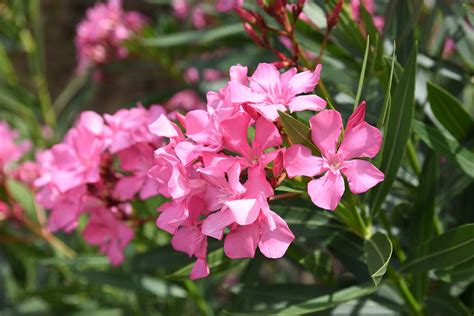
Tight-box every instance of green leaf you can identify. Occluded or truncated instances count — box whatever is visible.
[5,179,36,219]
[278,111,320,155]
[412,120,474,178]
[142,24,244,47]
[411,151,438,300]
[166,248,247,280]
[353,35,370,110]
[427,81,474,141]
[402,223,474,273]
[435,258,474,283]
[425,293,470,316]
[364,232,392,287]
[370,44,418,215]
[244,284,376,315]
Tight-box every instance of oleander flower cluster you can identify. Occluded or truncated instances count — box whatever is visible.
[34,105,166,265]
[75,0,147,73]
[1,63,385,279]
[144,62,383,279]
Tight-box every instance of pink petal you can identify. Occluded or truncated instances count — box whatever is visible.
[249,63,281,94]
[288,95,327,112]
[171,226,206,257]
[338,122,382,159]
[341,160,384,194]
[225,198,260,225]
[148,114,179,138]
[190,259,209,280]
[346,101,366,133]
[220,112,252,155]
[113,176,143,200]
[309,110,342,157]
[253,117,282,152]
[156,201,188,234]
[284,145,326,177]
[244,166,274,198]
[224,223,260,258]
[228,82,265,103]
[251,103,287,121]
[184,110,211,143]
[307,171,345,210]
[202,208,234,239]
[229,64,248,84]
[259,211,295,258]
[287,64,322,95]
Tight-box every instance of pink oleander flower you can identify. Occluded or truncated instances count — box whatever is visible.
[216,0,243,12]
[104,104,165,153]
[12,161,40,188]
[172,0,191,18]
[284,102,384,210]
[35,105,164,266]
[75,0,147,73]
[442,37,456,59]
[351,0,384,33]
[228,63,327,121]
[83,206,134,265]
[0,201,9,221]
[0,122,31,173]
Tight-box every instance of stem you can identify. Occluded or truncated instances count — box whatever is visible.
[388,267,423,316]
[26,2,56,129]
[183,280,214,316]
[270,192,302,201]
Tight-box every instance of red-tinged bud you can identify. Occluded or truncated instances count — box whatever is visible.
[272,150,284,178]
[243,23,264,46]
[271,60,291,69]
[275,50,288,61]
[234,6,257,24]
[327,0,343,31]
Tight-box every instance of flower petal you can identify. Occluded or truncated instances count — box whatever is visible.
[249,63,281,94]
[190,259,209,280]
[288,95,327,112]
[307,171,345,210]
[228,81,265,103]
[309,110,342,157]
[287,64,322,95]
[251,103,287,121]
[220,112,252,155]
[284,144,326,177]
[253,117,282,152]
[338,122,382,159]
[224,223,260,258]
[346,101,366,132]
[341,159,384,194]
[202,208,234,239]
[225,198,260,225]
[259,211,295,258]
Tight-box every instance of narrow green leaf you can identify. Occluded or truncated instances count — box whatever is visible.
[142,24,244,47]
[364,232,392,286]
[411,151,438,300]
[370,44,417,216]
[353,35,370,110]
[402,223,474,273]
[249,284,376,315]
[412,120,474,178]
[278,111,320,155]
[6,179,36,219]
[435,258,474,283]
[377,43,396,128]
[427,81,474,141]
[425,293,470,316]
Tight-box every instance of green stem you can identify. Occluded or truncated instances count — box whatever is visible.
[407,139,421,176]
[183,280,213,316]
[26,2,56,129]
[388,267,423,316]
